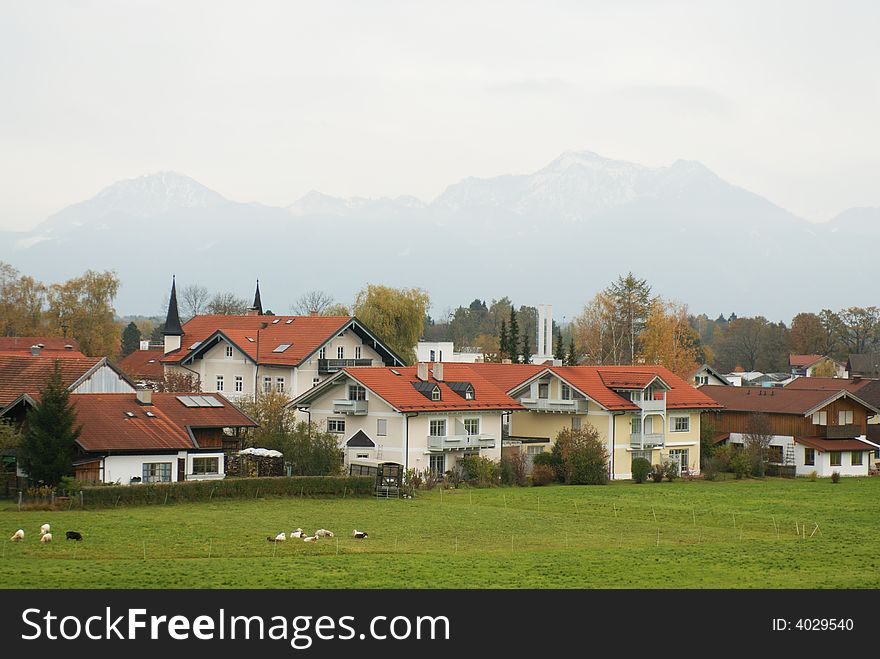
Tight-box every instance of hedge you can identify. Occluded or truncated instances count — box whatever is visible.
[76,476,374,509]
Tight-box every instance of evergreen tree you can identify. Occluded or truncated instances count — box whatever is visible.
[521,322,531,364]
[121,321,141,357]
[508,307,520,364]
[554,328,565,361]
[567,337,577,366]
[499,319,509,360]
[20,363,81,486]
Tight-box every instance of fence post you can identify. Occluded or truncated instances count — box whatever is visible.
[18,491,22,512]
[80,490,84,508]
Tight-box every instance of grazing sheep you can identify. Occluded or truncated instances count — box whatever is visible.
[290,528,304,539]
[65,531,83,541]
[40,523,50,535]
[40,533,52,543]
[10,529,24,542]
[266,532,287,542]
[302,535,318,543]
[314,529,334,538]
[352,530,369,539]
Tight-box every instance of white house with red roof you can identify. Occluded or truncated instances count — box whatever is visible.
[288,363,523,476]
[71,390,257,484]
[159,278,405,401]
[468,363,722,479]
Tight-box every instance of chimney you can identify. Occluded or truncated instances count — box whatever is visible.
[30,345,41,356]
[433,363,444,381]
[139,340,151,351]
[417,363,429,381]
[502,358,512,365]
[136,388,153,405]
[309,310,319,317]
[246,308,260,316]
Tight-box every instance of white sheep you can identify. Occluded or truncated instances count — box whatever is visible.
[40,523,50,535]
[315,528,334,538]
[290,528,304,539]
[352,530,369,539]
[10,529,24,542]
[303,535,318,543]
[267,532,287,542]
[40,533,52,543]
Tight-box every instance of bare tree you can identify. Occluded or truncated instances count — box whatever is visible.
[180,284,210,320]
[207,292,249,315]
[743,412,774,476]
[291,290,335,315]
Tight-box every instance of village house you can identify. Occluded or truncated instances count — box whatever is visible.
[288,362,521,476]
[70,390,257,484]
[788,354,847,378]
[118,340,165,388]
[847,354,880,379]
[159,278,405,401]
[700,385,879,477]
[0,336,84,357]
[469,363,722,479]
[692,363,731,387]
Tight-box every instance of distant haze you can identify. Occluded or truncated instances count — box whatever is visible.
[3,1,880,230]
[1,152,877,323]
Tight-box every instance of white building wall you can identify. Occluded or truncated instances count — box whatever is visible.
[794,444,869,477]
[72,365,135,394]
[101,451,226,485]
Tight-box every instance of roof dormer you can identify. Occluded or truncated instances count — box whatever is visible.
[412,380,441,401]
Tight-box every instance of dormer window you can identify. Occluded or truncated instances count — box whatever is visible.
[561,383,571,400]
[432,386,441,401]
[464,385,474,400]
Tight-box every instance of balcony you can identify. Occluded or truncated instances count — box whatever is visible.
[318,358,372,373]
[428,434,496,451]
[825,424,862,439]
[332,399,368,415]
[521,398,589,413]
[630,432,664,448]
[637,398,666,412]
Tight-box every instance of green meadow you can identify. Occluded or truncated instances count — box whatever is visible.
[3,477,878,588]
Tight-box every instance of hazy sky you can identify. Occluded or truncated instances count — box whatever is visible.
[2,0,880,230]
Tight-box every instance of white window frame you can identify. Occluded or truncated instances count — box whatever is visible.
[318,347,326,360]
[561,383,571,400]
[234,375,243,392]
[812,411,827,425]
[464,418,480,435]
[349,384,367,401]
[225,345,234,358]
[263,376,272,393]
[429,419,446,437]
[192,457,219,475]
[431,386,441,401]
[337,346,345,359]
[838,410,853,425]
[276,377,285,394]
[312,377,321,388]
[355,346,362,359]
[216,375,224,391]
[377,419,387,436]
[142,462,171,483]
[327,418,345,433]
[538,383,549,399]
[429,454,445,476]
[671,416,689,432]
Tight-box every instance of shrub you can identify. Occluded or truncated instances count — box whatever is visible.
[730,450,752,479]
[501,452,528,487]
[712,445,733,472]
[809,470,818,482]
[831,471,841,484]
[403,468,422,496]
[552,426,609,485]
[531,464,556,486]
[664,461,679,482]
[457,456,500,487]
[650,464,665,483]
[533,450,562,482]
[631,457,652,483]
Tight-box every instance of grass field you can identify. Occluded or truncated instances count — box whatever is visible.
[2,477,879,588]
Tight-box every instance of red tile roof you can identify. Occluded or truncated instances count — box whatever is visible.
[794,437,876,452]
[0,337,82,354]
[784,377,872,393]
[699,385,876,415]
[332,364,525,412]
[118,348,165,381]
[789,354,826,368]
[471,364,721,411]
[161,315,382,367]
[0,355,103,407]
[72,393,257,452]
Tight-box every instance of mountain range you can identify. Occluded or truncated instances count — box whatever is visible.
[0,151,876,322]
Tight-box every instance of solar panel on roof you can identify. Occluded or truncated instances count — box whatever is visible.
[272,344,291,353]
[204,396,223,407]
[177,396,198,407]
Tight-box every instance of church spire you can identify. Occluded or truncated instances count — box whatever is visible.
[163,275,184,336]
[252,279,263,316]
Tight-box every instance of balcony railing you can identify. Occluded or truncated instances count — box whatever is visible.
[825,424,862,439]
[630,432,664,448]
[637,398,666,412]
[318,358,372,373]
[332,399,369,415]
[521,398,589,413]
[427,434,496,451]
